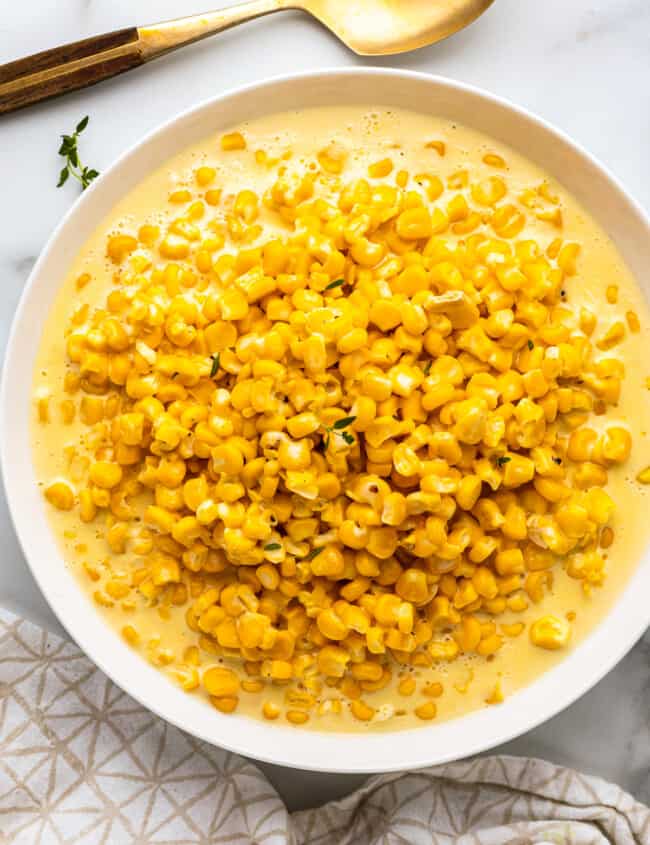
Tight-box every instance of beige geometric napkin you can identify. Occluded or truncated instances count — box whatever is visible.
[1,606,648,844]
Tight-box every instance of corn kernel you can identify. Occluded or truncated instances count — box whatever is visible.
[203,666,239,697]
[349,699,375,721]
[221,132,246,151]
[414,701,437,720]
[530,615,571,650]
[44,480,75,511]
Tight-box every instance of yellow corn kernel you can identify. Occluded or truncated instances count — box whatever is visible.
[221,132,246,151]
[212,443,245,475]
[472,566,498,599]
[530,615,571,650]
[203,666,240,697]
[121,625,139,646]
[429,640,460,662]
[366,527,398,560]
[396,207,433,240]
[195,165,216,186]
[422,681,443,698]
[338,328,368,354]
[241,679,264,694]
[317,143,347,174]
[78,489,96,522]
[168,189,192,204]
[150,556,181,586]
[262,659,293,681]
[44,481,75,510]
[286,710,309,725]
[395,568,429,604]
[471,176,507,206]
[476,633,503,657]
[486,680,504,705]
[502,455,535,488]
[600,426,631,464]
[456,475,482,510]
[37,396,50,423]
[317,645,349,678]
[637,467,650,484]
[501,622,525,638]
[599,526,614,549]
[286,412,319,439]
[349,699,375,721]
[302,335,327,373]
[317,608,348,641]
[262,701,280,720]
[368,158,393,178]
[426,140,446,156]
[567,427,598,462]
[211,695,239,714]
[626,311,641,332]
[456,616,482,652]
[278,438,311,471]
[596,321,625,350]
[483,152,505,168]
[351,661,384,683]
[398,677,416,696]
[584,487,614,525]
[507,594,528,613]
[312,547,345,577]
[107,234,137,263]
[105,579,130,600]
[89,461,123,490]
[414,701,437,720]
[573,463,608,489]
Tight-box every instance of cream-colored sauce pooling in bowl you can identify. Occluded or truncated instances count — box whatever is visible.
[32,106,650,731]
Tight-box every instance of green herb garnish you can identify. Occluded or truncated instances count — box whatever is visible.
[264,543,281,551]
[495,456,511,467]
[210,353,220,378]
[323,415,357,449]
[57,116,99,190]
[325,278,345,291]
[422,360,432,376]
[305,547,324,561]
[527,339,534,350]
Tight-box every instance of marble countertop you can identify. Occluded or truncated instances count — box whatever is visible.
[1,0,649,812]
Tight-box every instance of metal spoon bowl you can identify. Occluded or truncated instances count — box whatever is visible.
[302,0,495,55]
[0,0,495,114]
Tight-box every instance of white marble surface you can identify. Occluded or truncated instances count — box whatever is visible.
[1,0,649,813]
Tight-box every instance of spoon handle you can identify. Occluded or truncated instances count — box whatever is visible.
[0,28,143,115]
[0,0,290,116]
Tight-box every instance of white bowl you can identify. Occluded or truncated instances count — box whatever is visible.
[2,69,649,774]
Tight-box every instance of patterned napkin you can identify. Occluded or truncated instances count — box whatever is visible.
[1,606,648,844]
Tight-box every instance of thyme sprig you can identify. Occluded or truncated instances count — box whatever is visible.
[57,116,99,190]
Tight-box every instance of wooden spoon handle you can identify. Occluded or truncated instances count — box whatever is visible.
[0,28,143,115]
[0,1,292,116]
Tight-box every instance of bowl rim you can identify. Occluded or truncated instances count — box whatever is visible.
[2,66,649,774]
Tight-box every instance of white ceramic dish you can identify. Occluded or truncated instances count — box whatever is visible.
[2,69,649,774]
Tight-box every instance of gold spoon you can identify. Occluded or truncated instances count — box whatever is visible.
[0,0,494,115]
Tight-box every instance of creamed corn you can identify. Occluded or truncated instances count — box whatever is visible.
[37,113,648,728]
